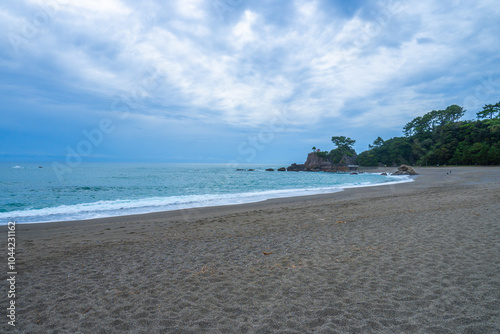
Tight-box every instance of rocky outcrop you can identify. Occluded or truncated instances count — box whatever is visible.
[287,163,301,171]
[303,152,327,170]
[287,152,352,172]
[277,167,286,171]
[392,164,417,175]
[265,168,274,171]
[341,154,358,166]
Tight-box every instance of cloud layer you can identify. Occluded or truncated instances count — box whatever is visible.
[1,0,500,162]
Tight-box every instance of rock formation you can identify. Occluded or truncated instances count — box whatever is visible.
[392,164,417,175]
[287,152,352,172]
[286,163,301,172]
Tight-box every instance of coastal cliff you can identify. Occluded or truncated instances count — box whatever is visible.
[287,152,356,172]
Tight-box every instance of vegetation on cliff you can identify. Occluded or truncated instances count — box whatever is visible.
[357,103,500,166]
[314,136,357,164]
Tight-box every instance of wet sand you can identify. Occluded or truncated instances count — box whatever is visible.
[1,167,499,333]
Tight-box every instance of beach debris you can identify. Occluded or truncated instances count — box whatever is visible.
[263,252,273,255]
[337,221,346,224]
[82,307,92,314]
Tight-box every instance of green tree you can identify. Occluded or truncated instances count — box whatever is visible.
[357,151,378,166]
[358,101,500,167]
[404,116,430,137]
[477,102,500,119]
[403,119,415,137]
[328,136,356,164]
[404,105,465,137]
[443,105,466,122]
[331,136,356,149]
[312,146,316,152]
[369,136,384,149]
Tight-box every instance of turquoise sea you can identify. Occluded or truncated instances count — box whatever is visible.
[0,163,413,225]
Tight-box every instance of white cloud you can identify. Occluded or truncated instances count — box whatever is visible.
[175,0,205,19]
[27,0,132,16]
[2,0,500,136]
[232,10,257,48]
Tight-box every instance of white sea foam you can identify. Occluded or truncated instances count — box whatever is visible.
[0,176,413,224]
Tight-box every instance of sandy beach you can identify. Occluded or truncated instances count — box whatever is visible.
[1,166,499,333]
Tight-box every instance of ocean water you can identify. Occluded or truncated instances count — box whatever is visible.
[0,163,413,224]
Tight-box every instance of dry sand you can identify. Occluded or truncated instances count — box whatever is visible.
[1,167,499,333]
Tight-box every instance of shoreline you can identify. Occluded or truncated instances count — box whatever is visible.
[2,166,499,332]
[4,167,411,226]
[7,166,490,236]
[7,165,496,246]
[13,167,405,229]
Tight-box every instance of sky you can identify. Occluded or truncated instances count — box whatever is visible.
[1,0,500,165]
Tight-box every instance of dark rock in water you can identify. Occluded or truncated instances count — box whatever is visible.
[265,168,274,171]
[381,172,388,176]
[38,166,43,168]
[247,169,255,171]
[236,169,245,171]
[287,163,301,171]
[350,172,358,175]
[277,167,286,171]
[392,164,417,175]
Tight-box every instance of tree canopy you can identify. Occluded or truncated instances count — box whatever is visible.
[311,136,357,165]
[358,103,500,167]
[369,137,384,149]
[326,136,356,164]
[311,102,499,168]
[331,136,356,149]
[477,102,500,119]
[403,105,466,137]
